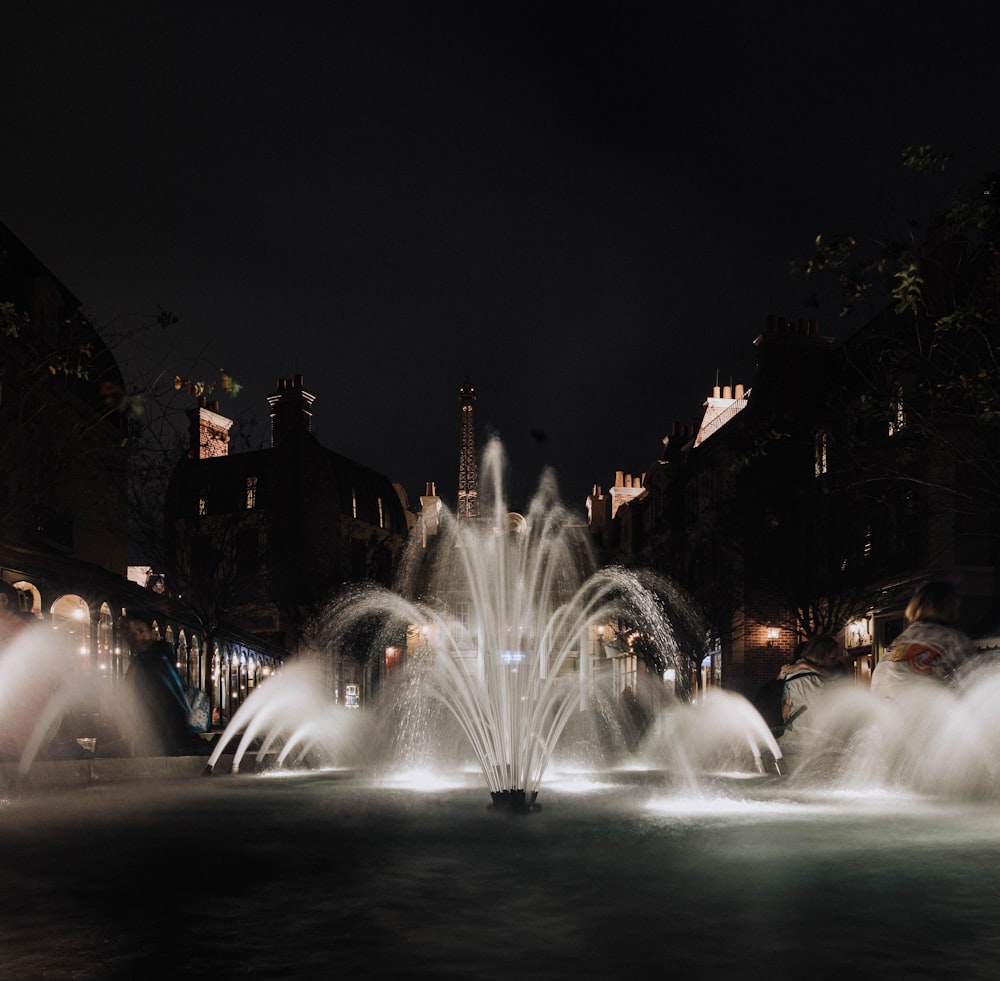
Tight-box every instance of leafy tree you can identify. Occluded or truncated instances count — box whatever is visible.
[792,146,1000,603]
[795,145,1000,479]
[122,356,249,568]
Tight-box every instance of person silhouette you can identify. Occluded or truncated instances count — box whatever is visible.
[871,580,971,699]
[120,612,209,756]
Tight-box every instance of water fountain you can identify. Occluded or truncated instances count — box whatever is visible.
[6,671,1000,978]
[206,439,733,807]
[6,444,1000,977]
[0,625,105,776]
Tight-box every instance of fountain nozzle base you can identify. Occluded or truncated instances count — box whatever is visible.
[489,789,541,813]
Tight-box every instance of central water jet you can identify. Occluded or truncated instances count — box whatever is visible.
[312,439,711,810]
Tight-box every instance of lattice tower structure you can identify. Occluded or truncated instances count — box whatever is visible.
[457,379,479,519]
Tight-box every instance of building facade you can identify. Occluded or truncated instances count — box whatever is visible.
[593,313,1000,699]
[0,222,285,750]
[164,376,412,706]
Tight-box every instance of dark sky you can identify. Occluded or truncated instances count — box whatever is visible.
[3,3,998,513]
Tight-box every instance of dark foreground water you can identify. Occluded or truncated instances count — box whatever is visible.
[1,769,999,980]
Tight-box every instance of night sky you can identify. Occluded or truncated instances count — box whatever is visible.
[3,3,998,513]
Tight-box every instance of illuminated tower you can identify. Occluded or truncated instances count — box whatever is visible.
[457,378,479,519]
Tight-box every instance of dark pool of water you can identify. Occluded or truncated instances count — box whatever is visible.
[1,771,999,979]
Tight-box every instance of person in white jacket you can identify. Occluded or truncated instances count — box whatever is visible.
[870,580,971,699]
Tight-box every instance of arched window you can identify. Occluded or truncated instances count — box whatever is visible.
[240,656,249,701]
[11,580,40,618]
[177,630,188,681]
[188,634,202,690]
[51,594,91,671]
[236,648,249,708]
[213,643,225,716]
[96,602,115,676]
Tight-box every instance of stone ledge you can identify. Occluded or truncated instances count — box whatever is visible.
[0,754,239,794]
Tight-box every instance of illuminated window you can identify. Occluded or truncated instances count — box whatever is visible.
[889,389,906,436]
[245,475,258,509]
[385,645,402,676]
[377,496,384,528]
[198,489,208,516]
[52,594,91,668]
[12,580,39,617]
[97,603,113,673]
[188,634,201,689]
[176,629,187,675]
[352,488,358,519]
[814,432,828,476]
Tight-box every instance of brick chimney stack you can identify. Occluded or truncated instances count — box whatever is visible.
[266,374,316,448]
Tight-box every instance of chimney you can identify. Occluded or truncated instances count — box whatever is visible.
[266,375,316,448]
[187,395,233,460]
[419,481,442,545]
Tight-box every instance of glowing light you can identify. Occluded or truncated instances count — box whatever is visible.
[847,616,872,648]
[381,768,466,792]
